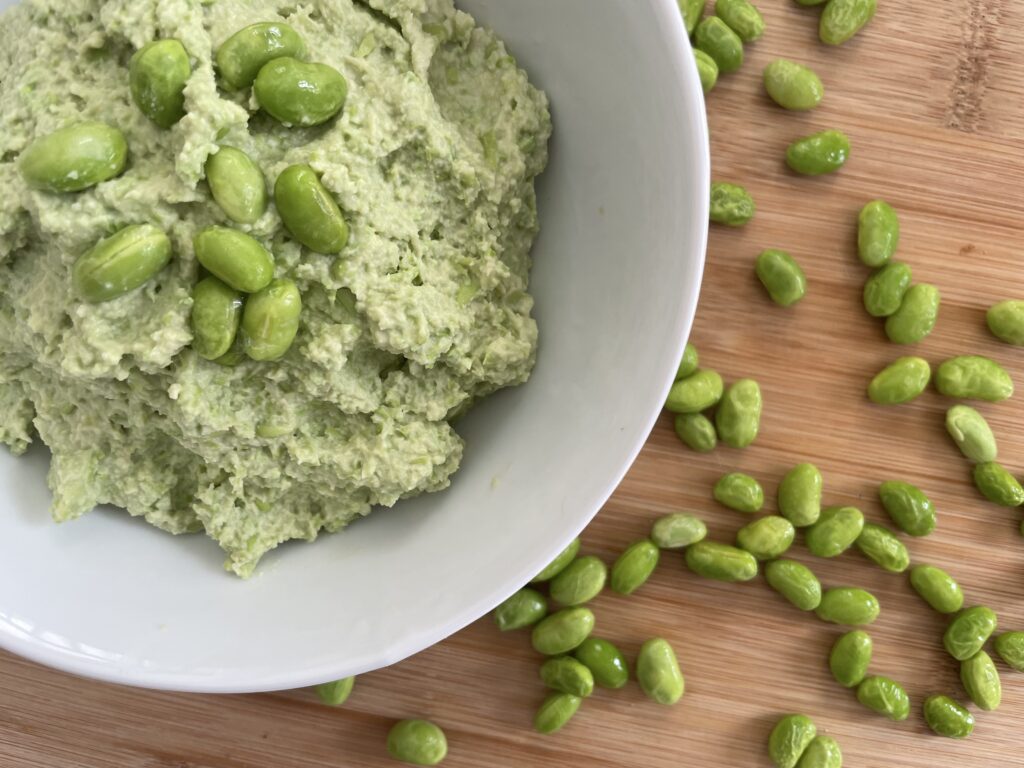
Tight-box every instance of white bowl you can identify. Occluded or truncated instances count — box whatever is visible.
[0,0,708,692]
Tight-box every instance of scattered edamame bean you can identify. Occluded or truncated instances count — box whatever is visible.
[816,587,880,625]
[935,355,1014,402]
[857,200,899,268]
[241,278,303,361]
[694,17,744,74]
[854,523,909,573]
[532,538,581,582]
[19,122,128,193]
[765,559,822,611]
[275,164,350,254]
[493,587,548,631]
[786,130,850,176]
[768,714,816,768]
[715,0,765,42]
[973,462,1024,507]
[610,540,660,595]
[710,182,755,226]
[986,300,1024,345]
[539,656,594,698]
[674,413,718,452]
[863,262,912,317]
[680,0,707,35]
[205,147,268,224]
[763,59,823,111]
[665,369,724,413]
[795,736,842,768]
[130,39,192,129]
[216,22,307,91]
[885,284,940,344]
[994,631,1024,671]
[386,719,447,766]
[534,692,581,734]
[677,342,699,379]
[961,651,1001,711]
[191,276,243,360]
[73,224,172,303]
[943,606,998,661]
[867,356,930,404]
[778,463,823,527]
[574,637,629,689]
[829,630,872,687]
[254,57,348,127]
[716,378,762,447]
[945,405,997,463]
[651,513,707,549]
[820,0,877,45]
[805,506,864,558]
[685,541,759,582]
[923,695,975,739]
[315,677,355,706]
[531,607,595,655]
[695,49,719,94]
[549,555,607,606]
[856,676,909,720]
[878,480,936,536]
[713,472,765,513]
[756,249,807,307]
[909,564,963,614]
[736,516,795,560]
[194,226,274,293]
[636,637,685,705]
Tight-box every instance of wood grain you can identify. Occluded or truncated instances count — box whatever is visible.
[4,1,1024,765]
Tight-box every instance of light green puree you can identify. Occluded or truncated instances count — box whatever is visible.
[0,0,551,577]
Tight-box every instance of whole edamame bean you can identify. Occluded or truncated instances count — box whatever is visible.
[715,0,765,41]
[130,39,192,129]
[878,480,936,536]
[909,564,963,614]
[493,587,548,631]
[549,555,607,606]
[386,719,447,766]
[73,224,172,303]
[274,164,350,254]
[193,226,274,293]
[636,637,685,705]
[191,276,243,360]
[532,538,581,582]
[820,0,877,45]
[674,413,718,452]
[534,692,581,734]
[945,405,997,463]
[857,200,899,268]
[574,637,628,689]
[885,284,940,344]
[856,676,909,720]
[829,630,872,687]
[867,356,930,405]
[665,369,724,413]
[19,122,128,193]
[610,540,660,595]
[254,57,348,127]
[756,249,807,307]
[855,523,909,573]
[765,559,821,611]
[710,182,755,226]
[805,506,864,558]
[935,355,1014,402]
[943,606,998,661]
[694,17,744,74]
[961,651,1001,711]
[677,342,699,379]
[695,49,719,94]
[973,462,1024,507]
[716,378,762,447]
[651,513,707,549]
[994,631,1024,671]
[241,278,303,361]
[785,130,850,175]
[539,656,594,697]
[816,587,880,625]
[763,59,824,111]
[795,736,842,768]
[206,147,268,224]
[679,0,707,35]
[713,472,764,513]
[685,541,758,582]
[216,22,306,91]
[768,714,816,768]
[863,262,912,318]
[923,695,975,739]
[315,677,355,706]
[736,516,795,561]
[531,607,595,655]
[778,463,822,527]
[986,300,1024,345]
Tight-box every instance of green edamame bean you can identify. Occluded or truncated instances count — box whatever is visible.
[493,587,548,631]
[805,506,864,558]
[532,538,581,582]
[193,226,274,293]
[786,130,850,175]
[885,284,940,344]
[935,355,1013,402]
[191,276,243,360]
[679,0,707,35]
[531,607,595,655]
[549,556,607,606]
[254,57,348,127]
[857,200,899,268]
[674,413,718,452]
[909,564,963,614]
[863,262,912,318]
[816,587,880,625]
[685,541,758,582]
[829,630,872,687]
[205,147,267,224]
[715,0,765,41]
[274,164,350,254]
[878,481,935,537]
[73,224,172,303]
[216,22,306,91]
[736,516,795,561]
[241,278,302,361]
[923,695,975,739]
[636,637,685,705]
[574,637,628,689]
[768,714,816,768]
[763,59,824,111]
[778,463,822,527]
[856,676,909,720]
[855,523,909,573]
[973,461,1024,507]
[665,369,723,413]
[713,472,764,513]
[539,656,593,697]
[315,677,355,706]
[534,692,581,734]
[651,513,707,549]
[795,736,842,768]
[820,0,877,45]
[994,631,1024,671]
[946,405,997,463]
[716,378,762,447]
[695,49,719,94]
[19,122,128,193]
[961,651,1001,711]
[986,300,1024,345]
[386,719,447,766]
[765,559,821,611]
[677,342,699,379]
[610,540,660,595]
[694,17,743,74]
[867,356,930,405]
[756,250,807,307]
[130,39,192,129]
[710,182,754,226]
[943,606,998,661]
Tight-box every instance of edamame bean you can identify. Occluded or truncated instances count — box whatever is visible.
[756,250,807,307]
[130,39,192,129]
[205,147,267,224]
[254,57,348,127]
[820,0,877,45]
[715,0,765,41]
[994,631,1024,671]
[636,637,685,705]
[73,224,172,303]
[532,538,581,582]
[539,656,594,697]
[20,122,128,193]
[867,356,930,405]
[315,677,355,706]
[610,540,660,595]
[973,462,1024,507]
[816,587,880,625]
[795,736,842,768]
[695,49,719,94]
[193,226,274,293]
[680,0,707,35]
[574,637,628,689]
[534,692,581,734]
[241,278,303,361]
[945,405,997,463]
[274,164,350,254]
[863,262,912,317]
[857,200,899,268]
[713,472,764,513]
[856,676,909,720]
[961,651,1001,711]
[778,463,822,527]
[943,606,998,661]
[386,719,447,766]
[494,587,548,631]
[986,300,1024,345]
[878,480,935,536]
[885,284,940,344]
[216,22,306,91]
[531,607,595,655]
[674,413,718,452]
[935,355,1013,402]
[651,513,707,549]
[694,17,744,74]
[716,379,762,447]
[549,555,607,606]
[855,523,909,573]
[786,130,850,176]
[806,506,864,558]
[736,516,795,560]
[665,369,724,413]
[923,695,975,739]
[191,276,243,360]
[829,630,872,687]
[909,564,963,614]
[677,342,700,379]
[710,182,755,226]
[763,59,823,111]
[765,559,821,611]
[685,541,758,582]
[768,714,816,768]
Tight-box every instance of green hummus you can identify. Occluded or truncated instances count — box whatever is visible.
[0,0,550,576]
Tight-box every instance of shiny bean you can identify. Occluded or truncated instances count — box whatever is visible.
[636,637,685,705]
[130,39,192,129]
[765,559,821,611]
[829,630,872,687]
[756,249,807,307]
[695,49,719,94]
[946,405,997,463]
[193,226,274,293]
[73,224,172,303]
[855,523,909,573]
[795,736,842,768]
[674,413,718,452]
[241,278,302,361]
[768,714,816,768]
[820,0,877,45]
[694,17,744,73]
[715,0,765,41]
[857,200,899,267]
[943,606,998,661]
[961,651,1001,711]
[532,538,581,583]
[539,656,593,698]
[493,587,548,631]
[878,480,936,537]
[909,564,963,614]
[786,130,850,175]
[677,342,699,379]
[973,462,1024,507]
[715,378,762,447]
[923,695,975,739]
[386,719,447,766]
[534,692,581,734]
[863,261,912,318]
[816,587,880,625]
[205,146,268,224]
[856,676,909,720]
[650,513,707,549]
[610,540,659,595]
[19,122,128,193]
[531,607,595,655]
[806,506,864,558]
[665,369,724,413]
[763,59,823,111]
[994,631,1024,672]
[549,555,607,606]
[867,356,930,405]
[685,541,759,582]
[314,677,355,706]
[710,181,754,226]
[986,300,1024,345]
[254,57,348,127]
[713,472,764,513]
[574,637,629,689]
[736,516,795,561]
[216,22,306,91]
[778,463,822,527]
[274,164,350,254]
[191,276,243,360]
[885,284,940,344]
[935,355,1013,402]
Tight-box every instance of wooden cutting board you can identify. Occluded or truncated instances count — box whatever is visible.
[4,2,1024,766]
